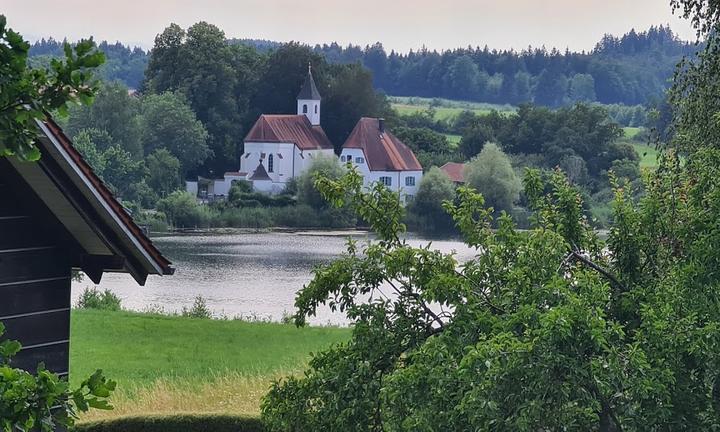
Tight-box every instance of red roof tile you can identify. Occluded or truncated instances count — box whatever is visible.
[244,115,333,150]
[440,162,466,183]
[342,118,422,171]
[40,118,174,283]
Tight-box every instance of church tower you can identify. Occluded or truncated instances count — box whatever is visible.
[297,64,321,126]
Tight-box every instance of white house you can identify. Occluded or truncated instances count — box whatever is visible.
[340,117,423,204]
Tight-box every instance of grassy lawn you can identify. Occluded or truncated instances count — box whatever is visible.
[71,310,350,420]
[391,96,516,121]
[633,143,659,168]
[623,126,643,139]
[444,134,462,148]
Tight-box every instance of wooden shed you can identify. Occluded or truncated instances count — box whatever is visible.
[0,117,173,377]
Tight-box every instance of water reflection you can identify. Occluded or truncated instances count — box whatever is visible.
[71,232,475,325]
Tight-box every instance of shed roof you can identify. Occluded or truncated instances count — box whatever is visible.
[1,117,173,285]
[342,118,422,172]
[244,114,333,150]
[440,162,466,183]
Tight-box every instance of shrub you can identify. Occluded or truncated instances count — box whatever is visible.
[181,295,212,319]
[76,287,122,311]
[73,414,264,432]
[156,191,208,228]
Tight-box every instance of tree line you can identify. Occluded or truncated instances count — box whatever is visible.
[30,25,694,108]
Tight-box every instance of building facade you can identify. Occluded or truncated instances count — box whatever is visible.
[340,118,423,204]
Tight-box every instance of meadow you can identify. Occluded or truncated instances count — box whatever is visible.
[70,310,351,420]
[621,127,658,168]
[390,96,516,120]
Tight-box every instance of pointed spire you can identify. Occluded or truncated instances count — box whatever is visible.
[297,63,321,101]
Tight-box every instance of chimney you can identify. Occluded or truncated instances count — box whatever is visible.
[378,118,385,134]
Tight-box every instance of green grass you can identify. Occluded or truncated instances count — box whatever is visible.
[391,96,516,121]
[632,143,659,168]
[70,309,349,388]
[444,134,462,148]
[623,127,643,139]
[70,310,350,420]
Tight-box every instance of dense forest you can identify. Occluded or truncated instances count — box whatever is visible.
[30,25,694,106]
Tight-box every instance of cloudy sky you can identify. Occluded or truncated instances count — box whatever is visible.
[3,0,697,52]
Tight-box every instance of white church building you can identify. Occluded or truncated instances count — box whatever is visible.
[186,66,423,203]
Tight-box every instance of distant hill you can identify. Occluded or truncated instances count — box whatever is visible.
[29,25,696,106]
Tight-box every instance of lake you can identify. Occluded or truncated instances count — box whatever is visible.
[71,231,475,325]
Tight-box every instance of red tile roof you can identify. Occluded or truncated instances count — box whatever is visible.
[39,118,174,283]
[342,118,422,171]
[244,115,333,150]
[440,162,466,183]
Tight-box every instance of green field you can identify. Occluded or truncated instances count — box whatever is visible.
[391,96,516,121]
[633,143,659,168]
[70,310,350,420]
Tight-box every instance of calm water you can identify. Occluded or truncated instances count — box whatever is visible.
[71,232,475,325]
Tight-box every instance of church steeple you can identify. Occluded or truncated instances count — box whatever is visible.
[297,63,321,125]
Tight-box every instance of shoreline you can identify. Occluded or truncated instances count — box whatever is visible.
[154,226,373,237]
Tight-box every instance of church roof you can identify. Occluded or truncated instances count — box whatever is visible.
[244,114,333,150]
[248,161,271,181]
[342,118,422,172]
[440,162,466,183]
[297,68,321,100]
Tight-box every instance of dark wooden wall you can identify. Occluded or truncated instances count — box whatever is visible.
[0,178,72,377]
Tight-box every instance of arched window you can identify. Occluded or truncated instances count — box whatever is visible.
[303,104,308,114]
[315,105,318,114]
[268,154,274,173]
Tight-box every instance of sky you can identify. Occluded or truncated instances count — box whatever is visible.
[2,0,697,53]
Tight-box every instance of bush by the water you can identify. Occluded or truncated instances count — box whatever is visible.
[73,414,264,432]
[181,295,213,319]
[76,287,122,311]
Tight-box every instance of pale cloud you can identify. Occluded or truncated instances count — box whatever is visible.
[2,0,697,52]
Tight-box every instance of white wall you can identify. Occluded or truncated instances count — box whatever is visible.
[297,99,321,126]
[186,181,198,196]
[340,148,422,205]
[241,142,297,186]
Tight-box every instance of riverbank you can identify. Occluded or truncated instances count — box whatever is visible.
[165,226,372,237]
[70,309,351,420]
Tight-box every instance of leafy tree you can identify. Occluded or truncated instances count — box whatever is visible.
[534,68,569,107]
[139,92,210,175]
[146,148,181,197]
[73,130,107,176]
[458,122,495,158]
[262,3,720,431]
[321,62,394,150]
[443,55,481,99]
[407,167,456,235]
[101,145,146,199]
[297,155,345,209]
[145,22,246,174]
[156,190,206,227]
[65,81,143,157]
[0,15,104,161]
[568,73,597,102]
[464,143,521,213]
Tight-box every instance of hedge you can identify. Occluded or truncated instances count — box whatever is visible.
[73,414,264,432]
